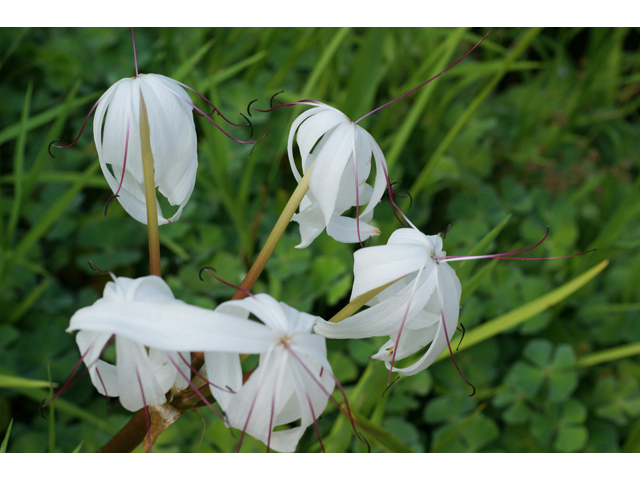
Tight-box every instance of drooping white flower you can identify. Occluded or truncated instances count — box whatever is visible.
[93,73,198,225]
[66,274,268,412]
[314,228,461,377]
[204,293,336,453]
[287,102,388,247]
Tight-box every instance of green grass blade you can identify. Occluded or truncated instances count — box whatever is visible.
[13,162,100,261]
[5,82,32,249]
[172,39,215,82]
[573,342,640,369]
[206,50,267,87]
[437,259,609,361]
[302,28,350,99]
[386,28,467,170]
[72,441,84,453]
[0,92,100,148]
[6,276,53,324]
[0,373,54,389]
[409,27,543,197]
[349,409,414,453]
[47,363,55,453]
[1,419,13,453]
[460,258,499,304]
[0,27,29,70]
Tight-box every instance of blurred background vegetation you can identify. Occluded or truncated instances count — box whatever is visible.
[0,27,639,453]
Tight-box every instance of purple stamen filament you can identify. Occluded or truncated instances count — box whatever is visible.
[307,392,325,453]
[131,28,139,78]
[48,99,100,157]
[199,266,256,300]
[354,28,492,125]
[176,352,235,394]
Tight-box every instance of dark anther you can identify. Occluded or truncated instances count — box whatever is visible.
[443,221,455,240]
[456,323,466,351]
[382,376,400,398]
[199,266,216,281]
[239,113,253,138]
[48,139,60,159]
[360,432,371,453]
[319,367,324,377]
[406,190,413,209]
[270,90,284,109]
[40,399,48,419]
[247,99,258,117]
[104,194,119,217]
[88,260,110,276]
[225,385,236,394]
[468,383,476,397]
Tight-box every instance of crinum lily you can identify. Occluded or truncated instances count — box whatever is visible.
[315,225,593,393]
[287,101,387,247]
[203,291,337,453]
[49,28,253,225]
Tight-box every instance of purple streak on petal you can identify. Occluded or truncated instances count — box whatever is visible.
[166,353,225,421]
[267,389,275,453]
[354,28,493,125]
[176,352,235,394]
[135,368,152,453]
[283,344,368,449]
[388,262,427,386]
[236,389,260,453]
[306,392,325,453]
[95,367,110,401]
[112,116,130,198]
[50,99,100,153]
[131,28,139,77]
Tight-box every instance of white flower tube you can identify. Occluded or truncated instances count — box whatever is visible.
[288,102,387,247]
[93,73,197,225]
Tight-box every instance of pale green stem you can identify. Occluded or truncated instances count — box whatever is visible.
[328,277,406,323]
[232,166,312,300]
[573,342,640,369]
[139,93,162,277]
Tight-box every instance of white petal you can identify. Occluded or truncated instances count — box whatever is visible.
[359,129,388,219]
[216,294,290,334]
[326,215,380,244]
[315,269,435,339]
[116,336,167,411]
[68,302,274,354]
[309,122,355,225]
[351,243,432,299]
[296,107,346,168]
[291,198,326,248]
[203,351,242,412]
[287,108,319,182]
[389,263,461,376]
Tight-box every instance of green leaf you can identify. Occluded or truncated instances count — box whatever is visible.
[1,419,13,453]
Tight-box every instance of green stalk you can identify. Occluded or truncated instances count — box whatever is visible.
[232,167,313,300]
[139,93,162,277]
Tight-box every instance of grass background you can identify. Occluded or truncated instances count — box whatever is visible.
[0,27,639,453]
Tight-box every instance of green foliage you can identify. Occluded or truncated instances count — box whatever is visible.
[1,27,639,452]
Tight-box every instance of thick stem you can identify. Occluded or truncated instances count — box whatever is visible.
[231,167,312,300]
[139,93,162,277]
[98,409,147,453]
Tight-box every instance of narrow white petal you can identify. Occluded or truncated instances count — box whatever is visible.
[326,215,380,244]
[360,129,388,219]
[68,302,274,354]
[203,351,242,412]
[297,108,346,166]
[291,199,326,248]
[287,109,318,182]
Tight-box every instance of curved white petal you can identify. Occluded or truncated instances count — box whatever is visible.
[291,198,325,249]
[296,107,346,167]
[359,129,388,219]
[204,351,242,412]
[326,215,380,244]
[287,108,318,181]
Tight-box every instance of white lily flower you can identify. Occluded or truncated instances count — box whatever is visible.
[204,293,336,453]
[67,274,270,412]
[288,102,388,246]
[93,73,197,225]
[314,228,461,377]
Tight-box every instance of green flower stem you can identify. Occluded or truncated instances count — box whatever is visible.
[139,93,162,277]
[231,167,312,300]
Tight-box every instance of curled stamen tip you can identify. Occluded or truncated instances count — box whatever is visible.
[198,266,216,281]
[48,139,60,158]
[104,195,119,217]
[270,90,284,109]
[468,384,476,397]
[40,399,48,419]
[247,99,258,117]
[239,113,253,138]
